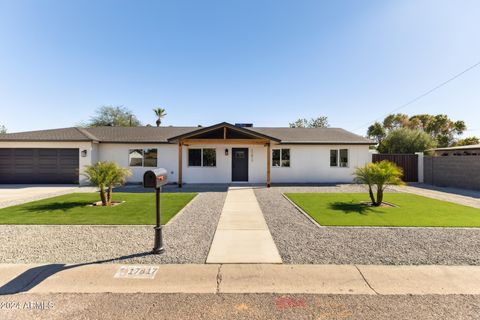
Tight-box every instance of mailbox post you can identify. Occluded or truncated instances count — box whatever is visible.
[143,168,168,254]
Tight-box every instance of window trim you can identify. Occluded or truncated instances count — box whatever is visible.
[330,148,349,168]
[188,148,217,168]
[272,148,290,168]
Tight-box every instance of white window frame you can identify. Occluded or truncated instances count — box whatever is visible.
[128,148,158,167]
[272,148,290,168]
[330,148,349,168]
[188,148,217,167]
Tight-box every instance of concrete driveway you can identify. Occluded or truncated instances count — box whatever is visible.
[0,185,81,209]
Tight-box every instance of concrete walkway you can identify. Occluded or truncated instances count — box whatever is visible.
[2,263,480,295]
[206,187,282,264]
[390,184,480,208]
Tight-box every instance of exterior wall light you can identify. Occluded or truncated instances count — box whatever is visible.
[225,148,229,156]
[81,150,88,157]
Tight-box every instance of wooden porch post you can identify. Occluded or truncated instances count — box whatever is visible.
[178,142,183,188]
[266,142,271,188]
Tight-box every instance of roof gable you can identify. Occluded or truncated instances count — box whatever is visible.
[166,122,281,142]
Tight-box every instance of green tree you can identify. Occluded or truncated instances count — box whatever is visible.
[369,113,465,147]
[0,125,6,134]
[153,108,167,127]
[289,116,329,128]
[377,128,436,154]
[85,105,141,127]
[354,161,405,206]
[383,113,410,130]
[454,136,479,146]
[83,161,131,206]
[367,122,386,143]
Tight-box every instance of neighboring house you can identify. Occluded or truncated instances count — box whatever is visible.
[429,144,480,156]
[0,122,374,186]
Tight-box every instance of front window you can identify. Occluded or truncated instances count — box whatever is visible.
[129,148,158,167]
[188,149,202,166]
[272,149,290,167]
[143,148,158,167]
[330,149,348,167]
[202,149,216,167]
[339,149,348,167]
[281,149,290,167]
[188,148,216,167]
[129,149,143,167]
[330,150,338,167]
[272,149,281,167]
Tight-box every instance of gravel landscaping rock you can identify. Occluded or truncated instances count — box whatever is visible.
[0,192,225,264]
[255,185,480,265]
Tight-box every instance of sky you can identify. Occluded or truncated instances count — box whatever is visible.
[0,0,479,138]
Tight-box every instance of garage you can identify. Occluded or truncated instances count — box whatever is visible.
[0,148,79,184]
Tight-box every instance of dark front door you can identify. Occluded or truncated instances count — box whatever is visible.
[232,148,248,182]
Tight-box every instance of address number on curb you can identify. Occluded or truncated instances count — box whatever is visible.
[114,265,159,279]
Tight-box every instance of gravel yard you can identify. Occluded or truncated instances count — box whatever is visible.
[255,185,480,265]
[0,191,225,264]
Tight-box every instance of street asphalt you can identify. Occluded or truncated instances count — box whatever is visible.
[1,293,479,320]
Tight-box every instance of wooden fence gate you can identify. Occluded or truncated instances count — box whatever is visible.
[372,154,418,182]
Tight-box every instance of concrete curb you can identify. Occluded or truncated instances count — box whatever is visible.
[2,263,480,295]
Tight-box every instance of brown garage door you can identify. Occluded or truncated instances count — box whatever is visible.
[0,148,79,184]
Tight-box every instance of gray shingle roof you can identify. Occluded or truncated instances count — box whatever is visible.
[85,126,195,143]
[250,127,373,144]
[0,127,94,141]
[0,125,374,144]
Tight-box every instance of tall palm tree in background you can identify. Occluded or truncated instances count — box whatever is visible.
[153,108,167,127]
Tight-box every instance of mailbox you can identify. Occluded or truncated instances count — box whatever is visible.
[143,168,168,189]
[143,168,169,254]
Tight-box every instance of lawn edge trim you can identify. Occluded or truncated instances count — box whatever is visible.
[164,193,199,226]
[282,193,324,228]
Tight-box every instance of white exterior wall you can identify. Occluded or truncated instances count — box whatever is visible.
[96,143,371,184]
[270,144,371,183]
[0,141,95,185]
[97,143,178,183]
[182,144,267,184]
[0,141,371,185]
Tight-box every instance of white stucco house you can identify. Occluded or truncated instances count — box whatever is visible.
[0,122,374,186]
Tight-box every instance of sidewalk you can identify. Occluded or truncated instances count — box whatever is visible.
[206,187,282,263]
[1,263,480,295]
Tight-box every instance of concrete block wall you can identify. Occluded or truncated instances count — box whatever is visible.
[424,156,480,190]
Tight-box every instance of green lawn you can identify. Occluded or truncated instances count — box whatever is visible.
[0,192,197,225]
[285,193,480,227]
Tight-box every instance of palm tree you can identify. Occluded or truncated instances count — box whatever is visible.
[353,160,404,206]
[153,108,167,127]
[83,161,132,206]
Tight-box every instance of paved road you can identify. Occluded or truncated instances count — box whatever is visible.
[1,293,479,319]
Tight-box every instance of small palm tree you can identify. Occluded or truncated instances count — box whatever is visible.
[153,108,167,127]
[353,160,405,206]
[83,161,132,206]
